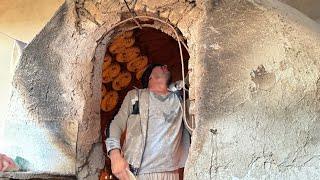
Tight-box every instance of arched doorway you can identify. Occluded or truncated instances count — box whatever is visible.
[99,25,190,179]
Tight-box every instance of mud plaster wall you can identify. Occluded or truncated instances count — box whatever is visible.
[0,0,203,179]
[185,0,320,179]
[1,0,320,179]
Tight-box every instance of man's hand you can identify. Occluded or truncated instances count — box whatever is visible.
[109,149,130,180]
[0,154,17,172]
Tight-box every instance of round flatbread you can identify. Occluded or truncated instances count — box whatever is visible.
[115,47,140,63]
[102,63,121,83]
[127,56,148,72]
[108,37,135,54]
[101,90,119,112]
[101,84,107,97]
[102,54,112,71]
[112,71,132,91]
[117,30,133,39]
[136,66,147,80]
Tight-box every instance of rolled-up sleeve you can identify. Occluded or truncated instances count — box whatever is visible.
[105,90,134,156]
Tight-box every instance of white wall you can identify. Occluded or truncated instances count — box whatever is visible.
[0,0,64,140]
[0,35,13,136]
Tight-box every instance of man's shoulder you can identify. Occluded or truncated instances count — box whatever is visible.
[126,88,148,97]
[170,89,182,99]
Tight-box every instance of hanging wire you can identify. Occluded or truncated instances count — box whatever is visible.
[0,32,18,41]
[123,0,142,29]
[97,15,194,133]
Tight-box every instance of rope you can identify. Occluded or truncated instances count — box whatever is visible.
[98,15,194,133]
[123,0,142,29]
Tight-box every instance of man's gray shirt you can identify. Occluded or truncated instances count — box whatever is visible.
[105,88,191,175]
[138,90,186,174]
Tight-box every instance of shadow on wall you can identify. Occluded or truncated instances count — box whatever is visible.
[1,3,76,172]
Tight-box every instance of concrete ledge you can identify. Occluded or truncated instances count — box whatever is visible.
[0,172,76,179]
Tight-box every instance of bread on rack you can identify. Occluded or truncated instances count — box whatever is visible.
[135,66,147,80]
[102,54,112,71]
[101,84,107,98]
[101,90,119,112]
[127,56,148,72]
[115,47,140,63]
[102,62,121,83]
[116,30,133,39]
[109,38,135,54]
[108,31,135,54]
[112,71,132,91]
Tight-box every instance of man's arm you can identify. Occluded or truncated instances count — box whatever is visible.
[105,90,135,180]
[0,154,18,172]
[169,80,193,135]
[168,73,189,92]
[105,90,133,157]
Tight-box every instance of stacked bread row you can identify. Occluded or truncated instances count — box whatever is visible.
[101,30,149,112]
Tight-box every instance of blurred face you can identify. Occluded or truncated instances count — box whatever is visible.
[148,65,170,90]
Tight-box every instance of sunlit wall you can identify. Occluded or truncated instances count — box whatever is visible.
[0,0,64,128]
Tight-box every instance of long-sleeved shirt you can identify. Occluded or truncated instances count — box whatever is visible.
[105,88,191,175]
[138,90,188,174]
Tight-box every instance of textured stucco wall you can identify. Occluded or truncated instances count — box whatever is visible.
[0,1,64,124]
[1,1,83,176]
[185,0,320,179]
[280,0,320,21]
[0,0,203,179]
[1,0,320,179]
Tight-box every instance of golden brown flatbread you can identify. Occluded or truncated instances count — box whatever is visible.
[112,71,132,91]
[102,54,112,71]
[115,47,140,63]
[102,63,121,83]
[108,37,135,54]
[117,30,133,39]
[101,90,119,112]
[101,84,107,98]
[127,56,148,72]
[136,66,147,80]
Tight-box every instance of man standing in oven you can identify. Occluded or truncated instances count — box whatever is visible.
[106,63,192,180]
